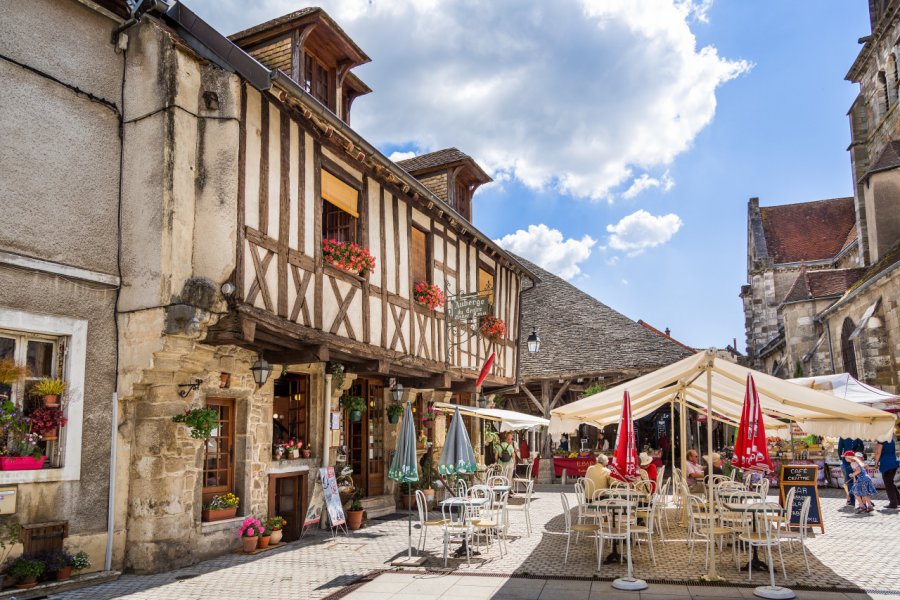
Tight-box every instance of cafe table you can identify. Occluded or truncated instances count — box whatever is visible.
[439,496,489,557]
[589,497,637,564]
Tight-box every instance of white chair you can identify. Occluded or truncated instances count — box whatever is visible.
[737,503,787,581]
[687,495,736,570]
[472,490,508,556]
[561,493,599,564]
[629,493,658,564]
[441,500,473,567]
[415,489,447,551]
[655,465,666,495]
[488,475,510,488]
[769,486,796,534]
[455,478,469,498]
[777,496,811,575]
[506,480,534,536]
[594,498,631,573]
[513,460,534,493]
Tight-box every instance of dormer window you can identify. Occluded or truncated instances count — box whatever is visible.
[395,148,492,223]
[304,53,332,109]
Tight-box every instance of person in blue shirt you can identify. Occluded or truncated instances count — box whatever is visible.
[838,437,865,507]
[875,435,899,510]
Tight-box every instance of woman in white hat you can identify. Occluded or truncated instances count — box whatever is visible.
[639,452,657,492]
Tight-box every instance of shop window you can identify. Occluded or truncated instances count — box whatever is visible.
[273,374,310,448]
[410,226,431,287]
[202,398,235,504]
[321,170,359,244]
[478,266,495,306]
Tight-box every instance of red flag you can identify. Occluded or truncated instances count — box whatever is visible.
[476,352,495,389]
[610,391,641,482]
[732,374,773,473]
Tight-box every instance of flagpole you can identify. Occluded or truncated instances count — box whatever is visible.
[703,350,723,581]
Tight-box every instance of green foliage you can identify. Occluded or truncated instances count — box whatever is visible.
[329,362,346,390]
[340,395,366,413]
[172,407,219,440]
[32,377,66,396]
[492,395,506,408]
[793,360,804,378]
[385,402,404,420]
[69,551,91,571]
[7,556,44,580]
[420,452,434,489]
[350,487,365,511]
[582,383,605,398]
[483,430,500,446]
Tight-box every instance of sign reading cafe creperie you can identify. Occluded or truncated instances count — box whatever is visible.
[447,293,490,322]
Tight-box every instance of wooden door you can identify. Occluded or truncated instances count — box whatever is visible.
[268,472,307,542]
[346,380,366,490]
[344,378,386,496]
[202,398,235,504]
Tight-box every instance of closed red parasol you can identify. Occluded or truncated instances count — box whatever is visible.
[610,391,641,482]
[475,352,495,389]
[732,374,774,473]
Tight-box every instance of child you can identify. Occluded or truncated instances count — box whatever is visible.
[844,450,877,513]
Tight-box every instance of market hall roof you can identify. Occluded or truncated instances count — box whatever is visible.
[759,197,857,264]
[515,257,693,382]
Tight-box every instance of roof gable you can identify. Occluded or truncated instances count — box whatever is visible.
[396,148,491,183]
[759,197,856,264]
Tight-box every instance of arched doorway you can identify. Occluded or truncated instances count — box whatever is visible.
[841,317,859,379]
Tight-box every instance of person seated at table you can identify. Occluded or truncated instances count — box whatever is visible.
[639,452,657,492]
[703,452,724,476]
[685,449,705,493]
[585,454,611,499]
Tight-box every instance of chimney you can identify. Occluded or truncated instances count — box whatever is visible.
[664,327,671,336]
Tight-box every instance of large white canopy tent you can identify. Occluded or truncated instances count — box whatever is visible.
[789,373,900,411]
[433,402,549,431]
[550,351,896,443]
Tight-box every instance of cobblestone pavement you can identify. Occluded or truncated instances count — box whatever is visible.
[50,486,900,599]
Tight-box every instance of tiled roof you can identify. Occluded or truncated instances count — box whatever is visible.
[636,321,697,353]
[759,197,856,263]
[516,257,693,380]
[396,148,482,175]
[782,268,867,304]
[864,140,900,178]
[841,223,858,253]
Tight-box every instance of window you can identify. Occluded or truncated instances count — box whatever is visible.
[203,398,235,503]
[454,180,471,219]
[273,374,310,448]
[478,266,495,306]
[304,53,333,110]
[410,226,431,286]
[321,169,359,244]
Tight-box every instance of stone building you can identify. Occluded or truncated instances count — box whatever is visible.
[2,0,535,574]
[740,0,900,392]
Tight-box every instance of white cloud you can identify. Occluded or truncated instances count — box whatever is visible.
[621,171,675,199]
[621,279,629,285]
[606,209,683,255]
[388,150,417,162]
[189,0,749,201]
[495,224,596,280]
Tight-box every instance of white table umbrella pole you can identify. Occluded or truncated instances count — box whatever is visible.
[703,352,724,582]
[612,504,647,591]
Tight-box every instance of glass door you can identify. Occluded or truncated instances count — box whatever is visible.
[367,381,385,496]
[202,398,235,504]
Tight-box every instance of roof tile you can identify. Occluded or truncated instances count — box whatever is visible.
[759,197,856,263]
[782,268,867,303]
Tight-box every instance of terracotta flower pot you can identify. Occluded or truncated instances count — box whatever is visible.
[202,507,237,522]
[15,576,37,589]
[269,529,283,545]
[56,566,73,581]
[258,535,271,549]
[41,428,59,441]
[242,536,258,553]
[400,494,416,510]
[42,394,60,407]
[346,509,364,530]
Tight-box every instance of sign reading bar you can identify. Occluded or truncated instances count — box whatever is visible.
[447,294,490,322]
[779,464,823,532]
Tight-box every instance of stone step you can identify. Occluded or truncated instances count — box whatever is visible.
[361,494,396,519]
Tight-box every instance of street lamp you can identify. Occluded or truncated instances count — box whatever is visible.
[250,357,271,387]
[476,392,488,408]
[390,380,404,404]
[527,328,541,354]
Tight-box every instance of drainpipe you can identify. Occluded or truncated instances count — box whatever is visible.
[322,374,332,466]
[104,392,118,572]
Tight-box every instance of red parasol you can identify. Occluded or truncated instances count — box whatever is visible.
[732,374,774,473]
[475,352,496,390]
[610,391,641,482]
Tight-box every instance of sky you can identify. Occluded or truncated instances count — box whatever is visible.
[190,0,871,351]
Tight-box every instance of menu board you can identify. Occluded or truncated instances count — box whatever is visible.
[321,467,346,527]
[779,464,824,532]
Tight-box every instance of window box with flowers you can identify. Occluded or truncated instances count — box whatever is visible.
[322,240,376,278]
[28,406,68,442]
[0,399,46,471]
[202,492,240,522]
[413,281,445,311]
[479,315,507,343]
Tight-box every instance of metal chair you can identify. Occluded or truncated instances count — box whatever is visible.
[561,493,599,564]
[737,503,787,581]
[506,479,534,536]
[776,495,812,575]
[594,498,631,573]
[415,489,447,551]
[488,475,510,488]
[513,460,534,493]
[629,493,658,564]
[687,495,736,570]
[441,499,474,567]
[455,478,469,498]
[471,489,508,556]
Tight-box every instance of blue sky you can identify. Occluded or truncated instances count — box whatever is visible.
[196,0,871,351]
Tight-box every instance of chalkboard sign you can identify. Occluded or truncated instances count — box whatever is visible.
[779,464,824,533]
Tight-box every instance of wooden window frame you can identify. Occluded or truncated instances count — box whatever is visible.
[320,163,363,246]
[273,374,310,447]
[202,397,236,504]
[410,225,432,288]
[477,263,495,306]
[304,52,334,111]
[322,199,358,244]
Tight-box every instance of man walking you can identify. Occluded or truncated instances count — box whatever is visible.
[875,435,899,510]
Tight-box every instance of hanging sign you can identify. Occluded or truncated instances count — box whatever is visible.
[779,464,824,532]
[447,293,490,322]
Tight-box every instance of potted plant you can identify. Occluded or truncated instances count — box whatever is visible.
[413,281,446,311]
[420,451,435,503]
[1,425,45,471]
[341,396,366,423]
[421,402,437,426]
[28,406,67,441]
[301,444,311,459]
[7,556,44,589]
[32,377,66,407]
[202,492,240,522]
[479,315,507,342]
[398,481,417,510]
[171,407,219,439]
[267,516,286,545]
[0,361,27,400]
[322,239,376,277]
[0,517,21,587]
[285,439,300,459]
[41,549,73,581]
[385,402,403,425]
[258,523,272,549]
[346,488,365,530]
[69,551,90,576]
[237,517,262,553]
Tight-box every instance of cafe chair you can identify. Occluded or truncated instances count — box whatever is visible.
[455,478,469,498]
[776,495,812,575]
[594,497,632,573]
[629,494,658,564]
[687,495,736,570]
[506,479,534,536]
[768,487,795,532]
[488,475,510,488]
[415,489,447,551]
[561,493,599,565]
[737,502,787,581]
[472,489,509,556]
[441,498,474,567]
[513,460,535,493]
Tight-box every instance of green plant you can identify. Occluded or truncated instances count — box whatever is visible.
[340,395,366,414]
[0,360,27,386]
[32,377,66,397]
[267,516,287,531]
[205,492,239,510]
[483,430,499,445]
[40,549,72,573]
[419,452,434,489]
[398,481,416,494]
[349,487,365,511]
[582,383,605,398]
[492,395,507,408]
[0,517,21,567]
[793,360,804,378]
[7,556,45,580]
[328,362,345,390]
[385,403,403,420]
[69,551,91,571]
[171,407,219,439]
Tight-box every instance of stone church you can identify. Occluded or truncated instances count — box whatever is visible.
[741,0,900,393]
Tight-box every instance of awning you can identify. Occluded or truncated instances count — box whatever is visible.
[550,350,896,442]
[789,372,900,411]
[433,402,549,431]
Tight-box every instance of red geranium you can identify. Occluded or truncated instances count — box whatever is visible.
[479,315,507,342]
[322,240,376,277]
[413,281,445,311]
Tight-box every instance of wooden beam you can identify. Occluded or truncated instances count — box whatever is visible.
[421,372,452,390]
[549,380,572,410]
[520,386,543,414]
[241,319,257,343]
[358,359,390,375]
[451,381,477,393]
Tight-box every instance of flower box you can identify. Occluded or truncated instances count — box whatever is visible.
[413,281,446,311]
[202,507,238,522]
[322,240,376,277]
[0,456,46,471]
